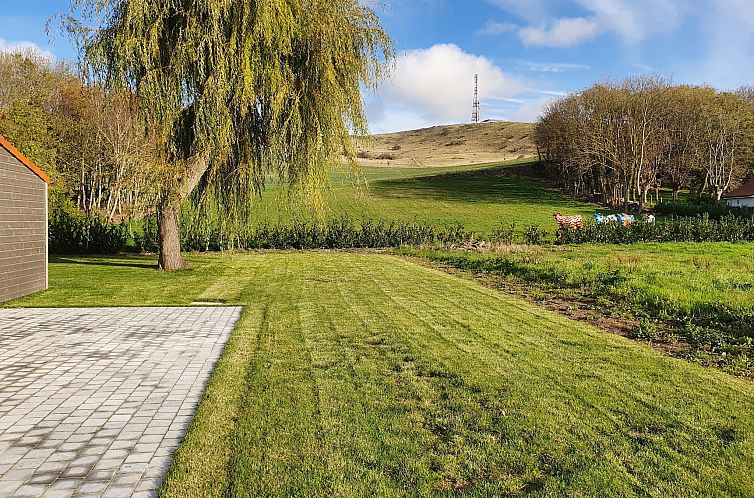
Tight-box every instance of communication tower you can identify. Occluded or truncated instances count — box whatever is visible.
[472,74,480,124]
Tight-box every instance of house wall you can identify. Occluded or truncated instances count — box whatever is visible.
[726,197,754,208]
[0,146,48,303]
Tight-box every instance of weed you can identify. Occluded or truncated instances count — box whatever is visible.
[693,255,713,270]
[490,222,516,245]
[523,224,547,245]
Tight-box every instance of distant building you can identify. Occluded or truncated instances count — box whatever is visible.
[723,178,754,208]
[0,136,49,303]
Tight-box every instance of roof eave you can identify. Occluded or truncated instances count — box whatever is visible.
[0,136,50,184]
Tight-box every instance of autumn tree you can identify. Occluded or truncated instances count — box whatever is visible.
[658,86,712,200]
[698,92,749,200]
[0,51,65,188]
[535,78,754,209]
[67,0,393,269]
[92,91,161,220]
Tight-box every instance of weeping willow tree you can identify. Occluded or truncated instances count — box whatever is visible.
[66,0,393,269]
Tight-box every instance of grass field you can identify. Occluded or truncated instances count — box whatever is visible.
[402,242,754,375]
[403,242,754,314]
[250,158,597,235]
[8,252,754,496]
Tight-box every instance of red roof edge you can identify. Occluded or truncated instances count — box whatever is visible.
[723,177,754,199]
[0,136,50,184]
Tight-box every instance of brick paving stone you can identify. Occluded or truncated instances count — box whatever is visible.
[0,307,241,497]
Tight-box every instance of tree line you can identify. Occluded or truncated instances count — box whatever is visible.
[534,76,754,211]
[0,50,159,220]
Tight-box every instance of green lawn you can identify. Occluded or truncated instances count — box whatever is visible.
[249,158,597,235]
[400,242,754,376]
[551,243,754,312]
[403,242,754,315]
[8,252,754,496]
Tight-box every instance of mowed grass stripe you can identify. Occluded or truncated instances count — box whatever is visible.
[302,269,429,495]
[226,257,325,496]
[344,257,638,493]
[160,257,266,496]
[307,255,532,494]
[336,258,543,494]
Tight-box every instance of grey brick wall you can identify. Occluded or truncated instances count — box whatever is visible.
[0,146,47,303]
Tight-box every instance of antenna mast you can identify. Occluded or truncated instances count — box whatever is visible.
[472,74,480,124]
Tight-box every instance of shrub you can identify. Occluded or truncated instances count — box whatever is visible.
[136,215,160,253]
[176,216,474,252]
[490,222,516,245]
[556,215,754,245]
[49,209,128,254]
[655,199,754,219]
[523,224,547,245]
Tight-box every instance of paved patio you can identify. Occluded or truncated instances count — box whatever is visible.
[0,307,242,498]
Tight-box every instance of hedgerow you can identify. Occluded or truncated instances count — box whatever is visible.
[49,210,129,254]
[49,210,754,255]
[136,215,474,252]
[655,199,754,218]
[557,215,754,244]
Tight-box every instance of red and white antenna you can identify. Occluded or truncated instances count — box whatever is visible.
[472,74,481,124]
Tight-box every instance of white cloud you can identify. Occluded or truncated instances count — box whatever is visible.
[530,89,569,97]
[505,97,554,122]
[484,0,688,48]
[376,44,525,126]
[0,39,54,61]
[519,61,591,73]
[478,20,517,36]
[576,0,685,44]
[518,17,601,47]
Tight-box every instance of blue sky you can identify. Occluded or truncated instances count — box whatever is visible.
[4,0,754,133]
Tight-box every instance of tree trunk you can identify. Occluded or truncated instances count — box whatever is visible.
[156,153,210,271]
[639,187,649,213]
[157,198,186,270]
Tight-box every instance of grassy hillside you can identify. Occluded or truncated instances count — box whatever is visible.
[355,121,536,168]
[10,253,754,496]
[252,158,595,235]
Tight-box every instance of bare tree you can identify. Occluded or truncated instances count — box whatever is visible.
[534,78,753,208]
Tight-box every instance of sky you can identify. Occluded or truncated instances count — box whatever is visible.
[4,0,754,133]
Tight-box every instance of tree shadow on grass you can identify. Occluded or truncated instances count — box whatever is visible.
[50,256,158,270]
[370,167,593,211]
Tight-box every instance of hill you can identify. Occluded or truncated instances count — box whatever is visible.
[355,121,536,168]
